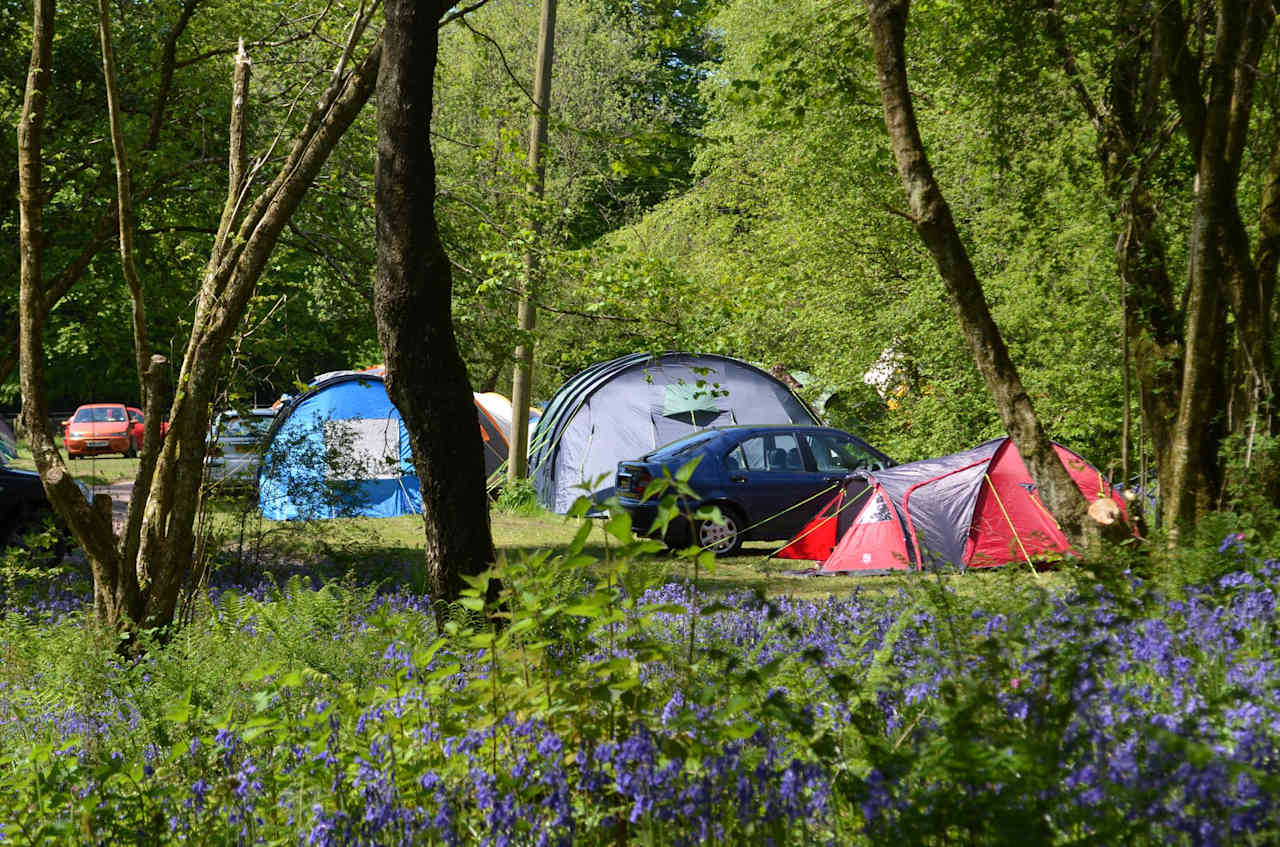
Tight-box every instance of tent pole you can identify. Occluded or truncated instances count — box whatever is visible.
[984,474,1040,579]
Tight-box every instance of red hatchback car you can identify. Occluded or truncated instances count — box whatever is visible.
[62,403,163,459]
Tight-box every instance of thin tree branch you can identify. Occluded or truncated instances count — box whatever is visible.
[455,14,538,110]
[1041,0,1104,134]
[440,0,496,28]
[146,0,204,149]
[285,220,375,305]
[98,0,151,400]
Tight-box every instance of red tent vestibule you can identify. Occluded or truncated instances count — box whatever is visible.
[774,438,1131,574]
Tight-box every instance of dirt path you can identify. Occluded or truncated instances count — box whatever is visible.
[87,480,134,533]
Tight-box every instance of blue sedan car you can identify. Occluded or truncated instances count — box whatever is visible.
[616,425,893,556]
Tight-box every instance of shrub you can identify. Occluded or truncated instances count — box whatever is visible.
[0,480,1278,844]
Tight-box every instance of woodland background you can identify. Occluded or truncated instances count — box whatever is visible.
[5,3,1280,841]
[2,0,1178,475]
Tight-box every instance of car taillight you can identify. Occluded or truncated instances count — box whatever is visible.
[629,469,652,496]
[619,465,655,498]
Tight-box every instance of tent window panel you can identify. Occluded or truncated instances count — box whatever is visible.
[325,417,401,480]
[662,378,726,417]
[859,494,894,524]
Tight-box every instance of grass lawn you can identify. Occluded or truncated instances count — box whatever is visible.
[9,443,141,487]
[9,437,1063,600]
[198,497,1062,601]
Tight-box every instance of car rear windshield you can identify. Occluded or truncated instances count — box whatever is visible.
[73,407,126,423]
[217,415,273,438]
[647,431,719,461]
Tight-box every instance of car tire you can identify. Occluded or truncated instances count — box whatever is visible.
[125,438,138,459]
[660,518,693,551]
[694,505,744,557]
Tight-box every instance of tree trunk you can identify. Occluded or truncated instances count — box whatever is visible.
[376,0,495,626]
[134,33,382,630]
[1245,127,1280,434]
[19,0,383,638]
[97,0,151,400]
[1159,0,1270,535]
[508,0,558,486]
[1043,0,1277,532]
[866,0,1112,553]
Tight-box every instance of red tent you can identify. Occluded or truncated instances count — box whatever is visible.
[775,438,1130,573]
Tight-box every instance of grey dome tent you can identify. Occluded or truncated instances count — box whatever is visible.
[529,352,820,513]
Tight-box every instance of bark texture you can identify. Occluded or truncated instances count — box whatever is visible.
[376,0,495,623]
[866,0,1109,552]
[1045,0,1277,536]
[19,0,382,636]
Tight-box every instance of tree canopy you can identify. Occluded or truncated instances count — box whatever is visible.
[8,0,1278,540]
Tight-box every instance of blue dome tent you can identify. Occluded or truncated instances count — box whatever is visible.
[258,371,512,520]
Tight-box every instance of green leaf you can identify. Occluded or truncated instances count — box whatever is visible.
[604,511,633,542]
[242,662,281,683]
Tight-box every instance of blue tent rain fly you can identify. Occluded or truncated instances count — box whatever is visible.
[0,418,17,460]
[529,352,820,513]
[257,371,520,519]
[258,372,419,520]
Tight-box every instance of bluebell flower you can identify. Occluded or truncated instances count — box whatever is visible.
[1218,533,1246,554]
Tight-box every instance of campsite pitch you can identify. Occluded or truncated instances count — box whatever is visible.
[200,504,1067,601]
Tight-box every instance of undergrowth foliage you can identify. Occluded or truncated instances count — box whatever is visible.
[0,472,1277,844]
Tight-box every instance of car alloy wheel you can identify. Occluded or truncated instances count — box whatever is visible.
[695,507,743,557]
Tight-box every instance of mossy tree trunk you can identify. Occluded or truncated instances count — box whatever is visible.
[1044,0,1278,537]
[866,0,1122,554]
[18,0,383,638]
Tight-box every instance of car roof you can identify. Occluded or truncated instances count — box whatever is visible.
[672,423,854,440]
[644,423,893,463]
[649,424,868,451]
[76,402,127,408]
[708,424,841,432]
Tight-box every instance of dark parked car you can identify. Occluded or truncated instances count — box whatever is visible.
[616,425,893,556]
[0,458,88,556]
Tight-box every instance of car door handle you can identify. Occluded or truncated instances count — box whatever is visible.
[730,474,747,483]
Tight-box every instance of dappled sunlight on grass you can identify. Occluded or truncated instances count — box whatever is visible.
[10,443,141,487]
[200,504,1073,601]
